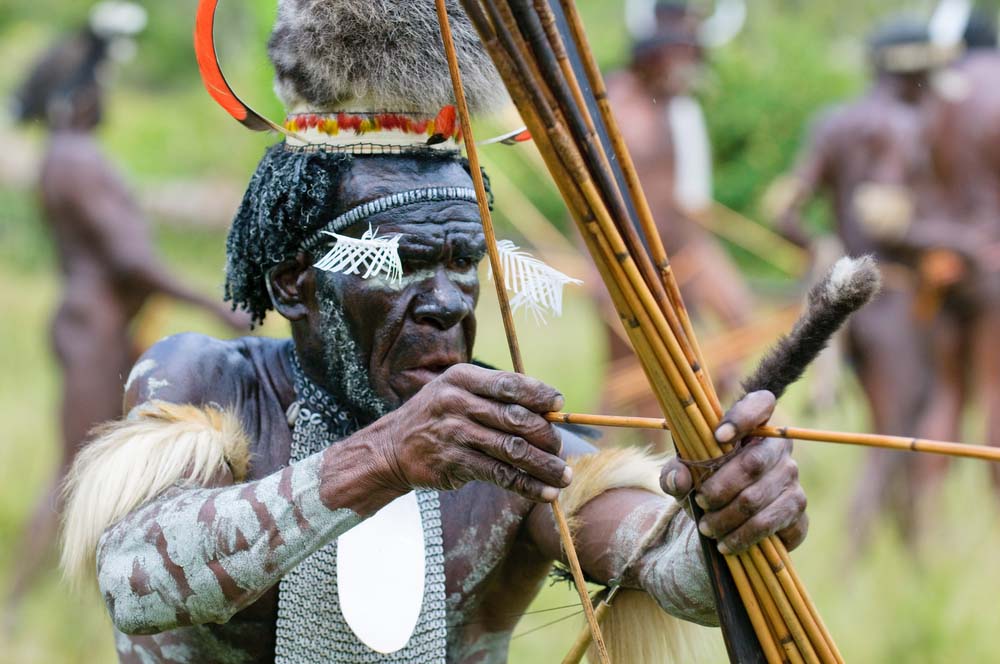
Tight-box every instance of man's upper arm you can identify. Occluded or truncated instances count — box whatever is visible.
[123,333,250,414]
[796,109,840,190]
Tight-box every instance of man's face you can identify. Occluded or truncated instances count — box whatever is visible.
[636,42,702,98]
[310,157,486,412]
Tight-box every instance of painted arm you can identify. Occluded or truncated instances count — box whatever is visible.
[74,338,404,634]
[526,393,807,626]
[96,446,369,634]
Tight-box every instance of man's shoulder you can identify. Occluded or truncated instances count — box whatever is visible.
[123,333,281,412]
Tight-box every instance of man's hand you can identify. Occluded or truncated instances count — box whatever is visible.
[659,390,808,554]
[373,364,572,503]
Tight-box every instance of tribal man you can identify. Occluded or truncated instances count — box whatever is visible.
[5,3,246,618]
[62,3,808,662]
[773,18,955,555]
[910,9,1000,503]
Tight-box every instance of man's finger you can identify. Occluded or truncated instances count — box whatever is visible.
[776,513,809,552]
[716,390,776,444]
[466,397,563,455]
[696,438,786,511]
[463,454,562,503]
[698,463,793,540]
[464,423,571,489]
[716,487,807,555]
[660,457,693,498]
[444,364,564,412]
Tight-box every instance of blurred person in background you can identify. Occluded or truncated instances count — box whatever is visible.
[601,0,753,445]
[910,3,1000,509]
[770,18,956,556]
[4,1,246,619]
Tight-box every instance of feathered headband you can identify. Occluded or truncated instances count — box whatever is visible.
[195,0,574,322]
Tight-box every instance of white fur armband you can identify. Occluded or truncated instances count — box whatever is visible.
[60,401,250,588]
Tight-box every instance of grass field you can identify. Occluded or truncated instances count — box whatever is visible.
[3,184,1000,664]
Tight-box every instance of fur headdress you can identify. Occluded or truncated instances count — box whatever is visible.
[197,0,507,150]
[269,0,505,116]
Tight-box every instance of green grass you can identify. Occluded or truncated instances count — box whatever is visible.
[3,185,1000,663]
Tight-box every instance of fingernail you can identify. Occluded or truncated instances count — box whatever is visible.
[553,394,565,411]
[698,520,712,537]
[695,493,709,510]
[718,542,731,555]
[541,486,560,502]
[664,470,678,494]
[561,466,574,486]
[716,422,736,443]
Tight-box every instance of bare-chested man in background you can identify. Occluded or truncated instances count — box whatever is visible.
[911,10,1000,503]
[4,7,245,616]
[773,18,953,554]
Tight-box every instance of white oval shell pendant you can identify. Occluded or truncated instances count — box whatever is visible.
[337,491,426,654]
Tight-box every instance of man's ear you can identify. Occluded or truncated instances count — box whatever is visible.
[267,254,313,321]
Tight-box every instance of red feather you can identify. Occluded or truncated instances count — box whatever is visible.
[433,105,457,139]
[194,0,283,133]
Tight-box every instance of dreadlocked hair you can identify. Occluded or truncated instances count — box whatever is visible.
[225,143,492,326]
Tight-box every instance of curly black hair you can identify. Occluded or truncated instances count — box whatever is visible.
[225,144,490,326]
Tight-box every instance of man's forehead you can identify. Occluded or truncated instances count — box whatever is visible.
[346,201,486,245]
[330,154,487,243]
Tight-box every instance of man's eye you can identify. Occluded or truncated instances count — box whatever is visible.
[451,257,474,270]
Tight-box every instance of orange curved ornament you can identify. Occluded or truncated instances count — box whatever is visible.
[194,0,292,135]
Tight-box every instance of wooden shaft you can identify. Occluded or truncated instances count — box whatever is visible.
[461,3,840,661]
[437,0,524,375]
[775,544,844,664]
[740,552,802,664]
[747,547,821,664]
[759,537,837,664]
[555,0,720,416]
[515,0,714,412]
[544,412,1000,463]
[440,4,608,661]
[551,499,611,664]
[561,598,611,664]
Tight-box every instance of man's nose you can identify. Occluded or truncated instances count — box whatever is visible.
[411,270,473,330]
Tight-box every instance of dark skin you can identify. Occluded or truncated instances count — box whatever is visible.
[113,156,807,662]
[4,89,247,616]
[908,51,1000,507]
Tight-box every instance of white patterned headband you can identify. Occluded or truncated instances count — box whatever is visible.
[299,186,581,323]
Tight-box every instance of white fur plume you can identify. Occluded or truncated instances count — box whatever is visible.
[493,241,582,324]
[314,225,403,284]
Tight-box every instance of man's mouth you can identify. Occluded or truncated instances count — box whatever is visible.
[395,353,464,394]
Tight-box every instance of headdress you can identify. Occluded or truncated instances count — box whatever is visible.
[201,0,577,327]
[625,0,746,50]
[870,15,959,73]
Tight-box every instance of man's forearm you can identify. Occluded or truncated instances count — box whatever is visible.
[97,449,362,635]
[624,502,718,627]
